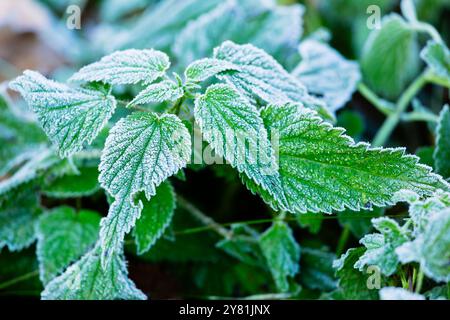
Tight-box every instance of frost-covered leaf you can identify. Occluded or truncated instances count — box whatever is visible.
[259,221,300,292]
[434,105,450,178]
[421,41,450,86]
[292,39,361,112]
[194,84,287,209]
[70,49,170,85]
[355,217,409,276]
[213,41,332,120]
[9,71,116,157]
[0,186,41,251]
[111,0,223,50]
[332,247,380,300]
[173,0,303,66]
[36,206,100,284]
[379,287,425,300]
[42,166,99,198]
[133,181,175,255]
[99,112,190,264]
[396,206,450,282]
[129,80,184,106]
[300,247,337,291]
[41,245,146,300]
[361,14,419,99]
[243,103,448,213]
[184,58,239,83]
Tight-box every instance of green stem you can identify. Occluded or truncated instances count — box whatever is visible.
[0,270,39,290]
[336,225,351,257]
[357,83,395,116]
[401,111,439,123]
[372,71,429,147]
[415,268,425,293]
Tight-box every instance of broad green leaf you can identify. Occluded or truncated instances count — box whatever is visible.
[244,103,448,213]
[259,221,300,292]
[9,71,117,157]
[41,245,146,300]
[300,247,337,291]
[133,181,176,255]
[421,41,450,86]
[111,0,223,50]
[70,49,170,85]
[434,105,450,178]
[99,112,190,264]
[194,84,287,209]
[354,217,409,276]
[36,206,101,284]
[129,80,184,106]
[332,247,380,300]
[379,287,425,300]
[361,14,419,99]
[42,166,100,198]
[213,41,332,120]
[185,58,239,83]
[0,186,41,251]
[292,39,361,112]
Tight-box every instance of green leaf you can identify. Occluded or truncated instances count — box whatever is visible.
[259,221,300,292]
[133,181,176,255]
[293,39,361,112]
[36,206,101,284]
[361,14,419,99]
[129,80,184,106]
[185,58,239,83]
[41,245,146,300]
[300,247,337,291]
[194,83,287,209]
[9,71,116,157]
[70,49,170,85]
[42,166,100,198]
[213,41,332,120]
[0,185,41,251]
[244,103,448,213]
[434,105,450,178]
[99,112,190,265]
[332,247,380,300]
[354,217,409,276]
[379,287,425,300]
[421,41,450,86]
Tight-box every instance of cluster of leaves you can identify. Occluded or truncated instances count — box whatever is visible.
[0,0,449,299]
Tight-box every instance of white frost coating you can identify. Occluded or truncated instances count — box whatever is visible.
[9,71,116,158]
[69,49,170,85]
[379,287,425,300]
[41,245,146,300]
[194,84,287,209]
[129,80,184,106]
[98,112,191,266]
[292,39,361,113]
[184,58,240,83]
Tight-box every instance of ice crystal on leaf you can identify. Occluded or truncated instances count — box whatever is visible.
[184,58,239,83]
[434,105,450,178]
[129,80,184,106]
[9,71,116,158]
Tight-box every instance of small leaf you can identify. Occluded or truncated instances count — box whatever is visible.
[293,39,361,112]
[99,112,190,264]
[361,14,419,99]
[42,166,100,198]
[129,80,184,106]
[70,49,170,85]
[185,58,239,83]
[41,245,146,300]
[259,221,300,292]
[300,247,337,291]
[133,181,176,255]
[9,71,116,157]
[421,41,450,86]
[36,206,101,284]
[434,105,450,178]
[213,41,332,119]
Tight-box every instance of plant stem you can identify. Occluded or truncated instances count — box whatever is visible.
[336,225,351,257]
[401,111,439,123]
[357,83,395,116]
[415,268,425,293]
[373,71,429,147]
[0,270,39,290]
[176,195,232,239]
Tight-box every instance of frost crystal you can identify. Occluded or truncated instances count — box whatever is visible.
[129,80,184,106]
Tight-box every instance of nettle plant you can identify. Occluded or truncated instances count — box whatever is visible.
[0,0,449,300]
